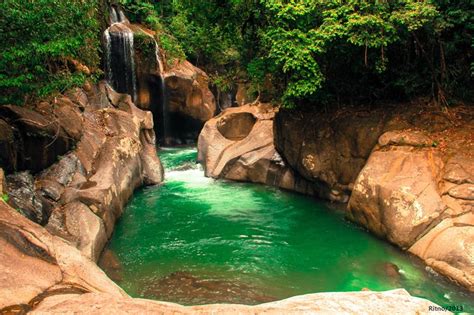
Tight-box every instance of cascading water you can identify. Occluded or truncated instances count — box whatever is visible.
[104,4,170,145]
[110,5,126,24]
[104,6,137,102]
[155,43,170,145]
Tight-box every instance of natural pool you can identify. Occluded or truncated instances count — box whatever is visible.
[105,147,474,311]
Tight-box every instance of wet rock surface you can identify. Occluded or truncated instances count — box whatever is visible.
[98,249,123,282]
[6,171,46,224]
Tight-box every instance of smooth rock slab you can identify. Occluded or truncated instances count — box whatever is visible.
[0,201,125,311]
[198,103,317,195]
[348,146,445,248]
[30,289,446,315]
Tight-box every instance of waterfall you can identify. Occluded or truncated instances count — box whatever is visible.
[104,6,137,102]
[110,6,126,24]
[104,4,170,145]
[154,42,170,145]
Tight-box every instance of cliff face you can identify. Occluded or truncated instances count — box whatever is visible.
[275,104,474,291]
[103,5,216,145]
[0,82,163,262]
[198,102,474,292]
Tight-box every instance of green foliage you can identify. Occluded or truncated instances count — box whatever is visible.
[153,0,471,107]
[2,0,471,107]
[1,194,9,203]
[119,0,185,64]
[134,31,156,57]
[0,0,101,105]
[260,0,439,106]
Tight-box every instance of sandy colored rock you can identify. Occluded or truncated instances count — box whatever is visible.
[349,119,474,291]
[378,130,433,147]
[140,129,164,185]
[448,183,474,200]
[63,202,107,261]
[443,154,473,184]
[30,289,445,315]
[409,212,474,291]
[0,82,163,264]
[164,60,216,122]
[0,201,125,311]
[198,103,316,195]
[53,99,84,140]
[348,146,445,248]
[0,168,5,194]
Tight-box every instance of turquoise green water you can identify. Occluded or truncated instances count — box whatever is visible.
[107,147,473,311]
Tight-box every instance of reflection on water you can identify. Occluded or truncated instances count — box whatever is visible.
[105,147,474,311]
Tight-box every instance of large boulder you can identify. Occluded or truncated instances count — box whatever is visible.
[348,125,474,291]
[163,60,216,144]
[0,201,125,312]
[164,60,216,123]
[0,104,77,174]
[198,104,317,195]
[274,108,391,202]
[347,144,445,248]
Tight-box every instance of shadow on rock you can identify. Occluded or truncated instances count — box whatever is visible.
[98,249,123,282]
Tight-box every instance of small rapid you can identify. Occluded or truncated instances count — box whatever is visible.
[105,147,474,310]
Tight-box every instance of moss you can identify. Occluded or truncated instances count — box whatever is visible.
[1,193,9,203]
[134,31,156,59]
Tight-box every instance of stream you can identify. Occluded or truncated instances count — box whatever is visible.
[105,147,474,311]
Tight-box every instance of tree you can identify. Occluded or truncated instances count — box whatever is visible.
[259,0,439,106]
[0,0,101,105]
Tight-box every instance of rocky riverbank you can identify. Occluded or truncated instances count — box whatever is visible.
[0,198,443,313]
[198,101,474,292]
[0,81,163,263]
[0,84,450,313]
[0,89,447,313]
